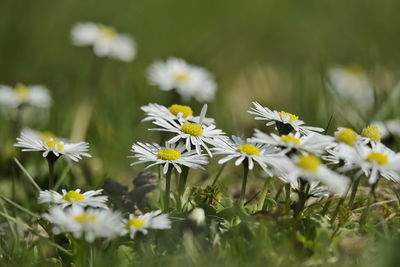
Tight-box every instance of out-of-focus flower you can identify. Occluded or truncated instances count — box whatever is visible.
[38,189,108,209]
[189,208,206,226]
[0,83,51,108]
[147,57,217,102]
[121,210,171,239]
[71,22,136,62]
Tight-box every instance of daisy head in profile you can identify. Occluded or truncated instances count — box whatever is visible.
[141,103,215,125]
[130,141,209,174]
[212,135,279,175]
[251,130,333,156]
[248,102,324,135]
[150,104,225,157]
[121,210,171,239]
[0,83,51,109]
[147,57,217,103]
[38,188,108,209]
[14,129,91,162]
[71,22,136,62]
[44,205,122,242]
[360,125,382,145]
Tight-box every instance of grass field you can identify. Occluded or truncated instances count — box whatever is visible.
[2,1,400,266]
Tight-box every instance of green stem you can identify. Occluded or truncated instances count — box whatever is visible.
[158,165,164,211]
[89,244,95,267]
[330,180,352,223]
[47,155,57,190]
[285,183,291,214]
[359,180,379,231]
[239,161,249,207]
[257,179,269,211]
[348,177,361,210]
[293,179,309,219]
[211,162,227,186]
[178,166,190,208]
[164,167,172,213]
[321,197,333,216]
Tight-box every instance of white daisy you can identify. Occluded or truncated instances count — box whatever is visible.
[147,57,217,102]
[71,22,136,62]
[121,210,171,239]
[248,102,324,135]
[38,189,108,209]
[44,205,122,242]
[327,65,374,113]
[130,141,209,174]
[251,130,333,156]
[141,103,215,125]
[0,83,51,108]
[149,104,224,157]
[271,154,350,196]
[285,178,330,198]
[14,129,91,162]
[211,135,279,175]
[360,125,382,145]
[338,142,400,184]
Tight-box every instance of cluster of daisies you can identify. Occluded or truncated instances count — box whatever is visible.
[132,101,400,212]
[14,129,170,242]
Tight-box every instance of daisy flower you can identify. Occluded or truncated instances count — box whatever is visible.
[121,210,171,239]
[212,135,279,175]
[150,104,225,157]
[147,57,217,102]
[248,102,324,135]
[0,83,51,108]
[44,205,122,242]
[360,125,382,145]
[251,130,333,156]
[327,64,374,113]
[130,141,209,174]
[71,22,136,62]
[286,178,330,198]
[141,103,215,125]
[272,154,350,196]
[14,129,91,162]
[38,189,108,209]
[339,142,400,184]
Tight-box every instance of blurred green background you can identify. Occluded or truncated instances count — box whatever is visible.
[1,0,400,182]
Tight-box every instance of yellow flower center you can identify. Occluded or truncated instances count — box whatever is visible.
[280,135,301,145]
[15,84,30,100]
[158,148,182,161]
[74,213,97,223]
[278,111,299,122]
[98,25,116,40]
[127,217,146,229]
[45,140,64,151]
[41,131,56,142]
[168,104,193,118]
[181,122,203,136]
[346,64,364,75]
[175,72,190,82]
[367,152,388,165]
[361,125,381,142]
[237,144,260,156]
[297,154,321,172]
[62,191,85,203]
[336,128,357,146]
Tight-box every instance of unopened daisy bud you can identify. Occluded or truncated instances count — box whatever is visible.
[189,208,205,226]
[361,125,381,142]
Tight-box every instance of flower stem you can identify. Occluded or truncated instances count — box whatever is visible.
[158,165,164,211]
[89,244,95,267]
[164,167,172,213]
[321,197,333,216]
[239,160,249,207]
[359,179,379,231]
[293,179,309,219]
[348,176,361,210]
[330,183,351,224]
[211,162,227,186]
[46,154,58,190]
[178,166,190,208]
[257,179,269,211]
[285,183,291,214]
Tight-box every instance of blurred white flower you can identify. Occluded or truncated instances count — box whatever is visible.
[147,57,217,102]
[189,208,206,226]
[248,102,324,135]
[327,64,374,113]
[44,205,122,242]
[130,141,209,174]
[271,154,350,197]
[0,83,51,108]
[38,189,108,209]
[14,129,91,162]
[71,22,136,62]
[121,210,171,239]
[372,120,400,139]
